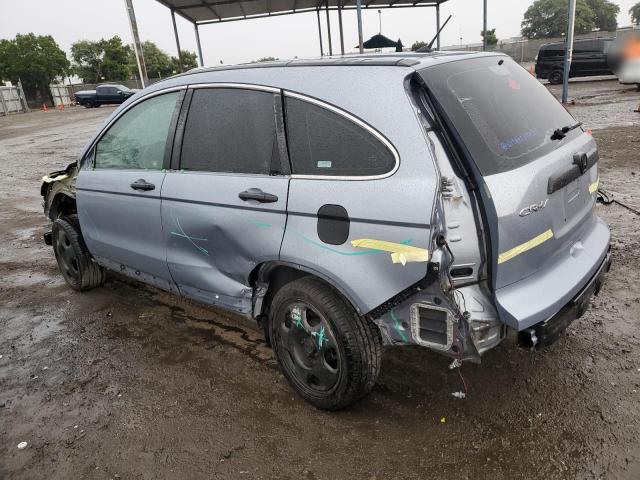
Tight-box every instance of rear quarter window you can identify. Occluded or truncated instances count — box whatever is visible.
[284,96,397,177]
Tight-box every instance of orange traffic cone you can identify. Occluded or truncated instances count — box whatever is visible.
[41,103,48,112]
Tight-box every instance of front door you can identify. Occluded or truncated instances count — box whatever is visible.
[161,86,289,314]
[76,90,183,292]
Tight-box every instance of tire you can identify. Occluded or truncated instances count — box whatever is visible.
[548,69,564,85]
[52,214,105,291]
[269,277,382,410]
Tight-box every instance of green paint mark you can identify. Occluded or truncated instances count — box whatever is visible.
[286,227,413,257]
[171,217,209,256]
[312,326,328,348]
[291,307,304,329]
[390,310,409,343]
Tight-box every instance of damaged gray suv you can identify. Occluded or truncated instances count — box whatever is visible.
[41,53,611,410]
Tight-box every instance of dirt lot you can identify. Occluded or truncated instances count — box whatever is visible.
[1,80,639,480]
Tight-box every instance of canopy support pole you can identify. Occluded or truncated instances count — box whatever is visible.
[124,0,148,87]
[171,8,184,72]
[562,0,577,104]
[338,3,345,55]
[435,3,441,50]
[194,23,204,67]
[316,8,324,56]
[356,0,364,54]
[482,0,487,51]
[325,0,333,56]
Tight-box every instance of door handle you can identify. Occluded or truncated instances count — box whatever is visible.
[238,188,278,203]
[130,179,155,191]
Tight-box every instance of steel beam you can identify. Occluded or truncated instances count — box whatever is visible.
[316,8,325,56]
[435,2,440,50]
[124,0,148,87]
[325,0,333,56]
[194,23,204,66]
[356,0,364,53]
[338,3,345,54]
[171,8,184,72]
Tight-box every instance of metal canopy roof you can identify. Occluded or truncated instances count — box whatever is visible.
[158,0,449,25]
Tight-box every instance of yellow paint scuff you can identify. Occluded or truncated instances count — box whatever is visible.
[588,177,599,194]
[498,229,554,265]
[351,239,429,266]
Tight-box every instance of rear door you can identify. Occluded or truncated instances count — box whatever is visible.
[420,56,607,329]
[161,86,289,314]
[76,89,183,292]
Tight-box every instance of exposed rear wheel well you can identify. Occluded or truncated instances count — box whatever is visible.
[250,262,360,343]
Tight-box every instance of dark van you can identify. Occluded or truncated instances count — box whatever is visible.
[535,38,614,84]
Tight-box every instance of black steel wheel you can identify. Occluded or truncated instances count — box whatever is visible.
[548,69,564,85]
[52,214,105,291]
[269,277,382,410]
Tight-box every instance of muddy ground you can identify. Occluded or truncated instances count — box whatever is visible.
[0,79,639,480]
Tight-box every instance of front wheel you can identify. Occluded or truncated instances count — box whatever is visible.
[52,214,105,291]
[269,277,382,410]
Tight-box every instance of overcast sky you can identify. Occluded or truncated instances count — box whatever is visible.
[1,0,637,66]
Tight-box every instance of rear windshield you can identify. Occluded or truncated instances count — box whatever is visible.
[420,56,581,176]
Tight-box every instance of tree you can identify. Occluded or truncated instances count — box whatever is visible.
[585,0,619,32]
[71,36,132,83]
[411,40,427,51]
[138,41,172,78]
[631,2,640,25]
[481,28,498,45]
[0,33,69,103]
[171,50,199,72]
[521,0,619,39]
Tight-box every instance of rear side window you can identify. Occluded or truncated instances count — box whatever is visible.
[95,91,179,170]
[285,96,396,177]
[180,88,278,175]
[420,56,581,176]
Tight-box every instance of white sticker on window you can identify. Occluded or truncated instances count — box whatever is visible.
[316,161,332,168]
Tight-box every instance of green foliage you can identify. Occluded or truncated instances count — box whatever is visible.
[585,0,619,32]
[171,50,199,72]
[0,33,69,90]
[521,0,619,39]
[71,36,132,83]
[481,28,498,45]
[138,41,172,78]
[410,41,427,51]
[631,2,640,25]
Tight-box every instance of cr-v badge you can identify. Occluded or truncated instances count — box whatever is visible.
[519,199,549,217]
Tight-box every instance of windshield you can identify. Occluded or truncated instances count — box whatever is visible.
[419,56,582,176]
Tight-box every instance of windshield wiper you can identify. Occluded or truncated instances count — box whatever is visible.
[550,122,583,141]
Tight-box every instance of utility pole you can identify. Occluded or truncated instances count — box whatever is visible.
[562,0,577,104]
[124,0,148,87]
[482,0,487,51]
[356,0,364,53]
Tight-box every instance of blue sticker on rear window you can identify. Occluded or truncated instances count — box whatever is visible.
[500,130,537,152]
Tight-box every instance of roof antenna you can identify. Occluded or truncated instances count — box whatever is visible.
[378,10,382,34]
[427,14,453,50]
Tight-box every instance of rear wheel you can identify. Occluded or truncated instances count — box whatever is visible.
[269,277,382,410]
[548,69,564,85]
[52,214,105,291]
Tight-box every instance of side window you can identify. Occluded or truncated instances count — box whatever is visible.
[180,88,278,174]
[95,92,179,170]
[284,96,396,177]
